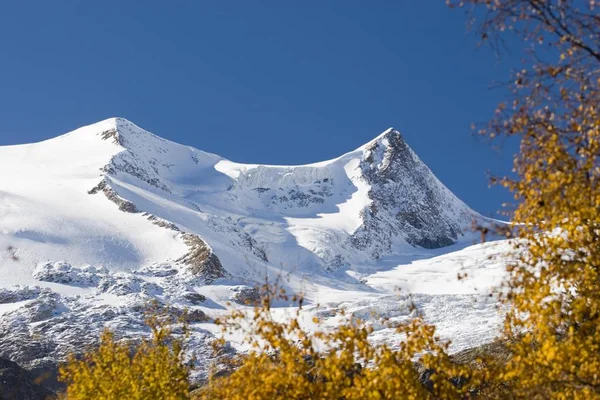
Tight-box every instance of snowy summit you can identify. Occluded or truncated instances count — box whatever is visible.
[0,118,509,384]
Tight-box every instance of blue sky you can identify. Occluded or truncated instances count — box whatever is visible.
[0,1,519,216]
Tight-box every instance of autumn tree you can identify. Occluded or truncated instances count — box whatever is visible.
[59,310,191,400]
[195,291,472,400]
[447,0,600,398]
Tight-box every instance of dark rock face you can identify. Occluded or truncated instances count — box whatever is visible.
[230,286,261,306]
[176,234,228,283]
[144,213,181,232]
[180,309,211,323]
[241,233,268,262]
[0,358,55,400]
[99,127,122,146]
[134,263,179,277]
[351,130,474,258]
[0,287,41,304]
[182,291,207,304]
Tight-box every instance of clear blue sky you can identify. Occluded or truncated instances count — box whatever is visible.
[0,1,520,217]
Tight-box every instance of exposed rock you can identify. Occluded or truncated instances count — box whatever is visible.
[239,232,268,262]
[88,179,139,213]
[182,291,206,305]
[417,339,512,395]
[254,180,333,209]
[98,274,162,296]
[0,358,55,400]
[0,286,42,304]
[3,290,62,323]
[33,262,103,287]
[0,285,218,386]
[451,339,512,367]
[89,181,227,282]
[144,213,181,231]
[230,286,261,306]
[31,262,165,297]
[176,234,227,283]
[99,128,122,146]
[327,254,347,271]
[416,364,467,394]
[180,308,211,324]
[99,119,172,193]
[351,129,474,257]
[134,263,179,277]
[109,155,171,192]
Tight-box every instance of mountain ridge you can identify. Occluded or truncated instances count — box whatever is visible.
[0,118,507,386]
[0,117,487,278]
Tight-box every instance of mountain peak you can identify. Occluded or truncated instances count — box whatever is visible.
[383,126,399,136]
[355,127,403,152]
[90,116,137,129]
[0,117,505,386]
[92,117,166,149]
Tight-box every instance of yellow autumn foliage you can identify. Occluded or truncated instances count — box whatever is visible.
[195,294,473,400]
[59,314,190,400]
[447,0,600,398]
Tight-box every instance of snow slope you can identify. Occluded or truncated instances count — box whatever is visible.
[0,118,510,381]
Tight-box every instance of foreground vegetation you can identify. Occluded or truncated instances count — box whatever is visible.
[59,1,599,398]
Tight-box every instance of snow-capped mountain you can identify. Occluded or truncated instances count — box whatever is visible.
[1,117,481,279]
[0,118,508,386]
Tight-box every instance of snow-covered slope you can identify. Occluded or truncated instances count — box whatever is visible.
[0,118,509,382]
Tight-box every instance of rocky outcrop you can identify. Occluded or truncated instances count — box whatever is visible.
[230,286,261,306]
[88,179,139,213]
[98,119,172,193]
[0,286,42,304]
[98,274,163,296]
[33,262,104,287]
[176,234,227,283]
[182,291,207,305]
[351,129,475,258]
[107,154,171,192]
[144,213,181,232]
[88,180,228,282]
[0,266,218,388]
[99,127,122,146]
[0,358,55,400]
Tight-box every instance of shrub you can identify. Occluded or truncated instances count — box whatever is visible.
[59,313,190,400]
[195,294,472,400]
